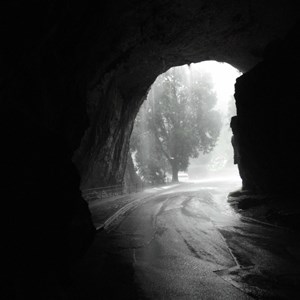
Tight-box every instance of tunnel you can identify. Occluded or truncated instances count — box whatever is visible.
[1,1,300,298]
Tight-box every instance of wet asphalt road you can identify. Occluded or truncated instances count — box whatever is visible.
[73,179,300,299]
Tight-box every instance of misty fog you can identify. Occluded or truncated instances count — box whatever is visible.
[188,62,242,182]
[130,61,242,184]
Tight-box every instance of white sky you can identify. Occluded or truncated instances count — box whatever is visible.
[190,61,242,113]
[188,61,242,176]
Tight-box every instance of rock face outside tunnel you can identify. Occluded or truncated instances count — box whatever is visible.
[232,26,300,194]
[0,1,299,298]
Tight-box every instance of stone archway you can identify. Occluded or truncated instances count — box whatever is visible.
[70,1,299,190]
[1,1,299,298]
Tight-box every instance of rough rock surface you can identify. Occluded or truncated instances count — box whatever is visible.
[124,153,144,191]
[0,1,299,298]
[232,24,300,195]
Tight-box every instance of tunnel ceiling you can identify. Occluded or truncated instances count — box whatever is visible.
[82,0,299,106]
[2,1,298,94]
[91,0,296,82]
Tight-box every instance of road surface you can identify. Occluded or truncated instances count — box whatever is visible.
[73,178,300,299]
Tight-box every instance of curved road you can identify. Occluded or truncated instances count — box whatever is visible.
[73,179,300,299]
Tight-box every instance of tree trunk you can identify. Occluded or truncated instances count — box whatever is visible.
[124,152,143,191]
[171,162,179,182]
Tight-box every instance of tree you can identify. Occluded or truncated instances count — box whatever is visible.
[130,110,170,185]
[132,65,222,182]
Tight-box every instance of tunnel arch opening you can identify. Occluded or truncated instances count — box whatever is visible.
[127,60,242,190]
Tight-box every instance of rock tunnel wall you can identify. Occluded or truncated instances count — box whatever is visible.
[232,24,300,195]
[0,0,299,297]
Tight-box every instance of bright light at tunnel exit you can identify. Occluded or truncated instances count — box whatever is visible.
[188,61,242,183]
[190,61,242,114]
[132,60,243,185]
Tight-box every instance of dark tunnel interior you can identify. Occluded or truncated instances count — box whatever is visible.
[1,1,300,299]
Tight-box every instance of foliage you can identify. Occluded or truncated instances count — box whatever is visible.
[130,129,169,184]
[131,65,222,182]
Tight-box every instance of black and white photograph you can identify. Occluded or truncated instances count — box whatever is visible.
[1,1,299,299]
